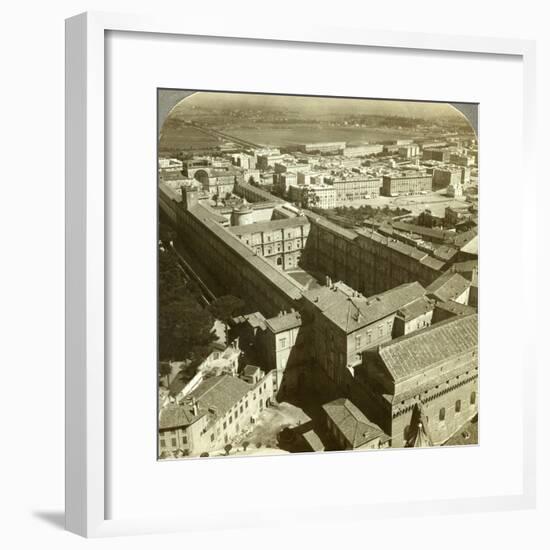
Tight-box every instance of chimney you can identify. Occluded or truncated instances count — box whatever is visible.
[191,397,199,416]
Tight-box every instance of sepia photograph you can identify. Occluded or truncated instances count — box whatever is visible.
[157,90,479,460]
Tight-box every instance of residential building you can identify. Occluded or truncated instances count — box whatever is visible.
[322,398,389,450]
[158,372,275,457]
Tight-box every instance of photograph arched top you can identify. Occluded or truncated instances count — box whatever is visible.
[159,90,477,154]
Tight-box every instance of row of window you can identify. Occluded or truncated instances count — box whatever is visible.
[438,393,476,421]
[354,320,393,350]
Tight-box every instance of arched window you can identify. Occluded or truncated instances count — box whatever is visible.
[470,392,476,405]
[439,408,446,421]
[276,257,283,266]
[455,400,461,413]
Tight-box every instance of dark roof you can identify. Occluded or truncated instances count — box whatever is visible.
[426,272,470,302]
[228,216,309,236]
[304,281,425,333]
[242,365,261,377]
[322,398,385,448]
[264,311,302,333]
[377,314,478,382]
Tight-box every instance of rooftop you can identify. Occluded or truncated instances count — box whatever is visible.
[304,281,426,333]
[228,216,309,236]
[377,314,478,382]
[188,374,252,418]
[322,398,385,448]
[426,272,471,302]
[265,311,302,333]
[397,295,434,321]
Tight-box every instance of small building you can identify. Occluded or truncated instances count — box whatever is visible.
[159,372,275,458]
[426,272,471,305]
[322,398,388,451]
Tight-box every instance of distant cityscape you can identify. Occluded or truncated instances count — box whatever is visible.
[158,91,479,459]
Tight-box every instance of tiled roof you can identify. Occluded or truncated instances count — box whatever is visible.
[397,296,434,321]
[378,314,478,382]
[426,272,470,302]
[188,374,251,417]
[322,398,385,448]
[265,311,302,333]
[304,281,425,333]
[434,300,477,317]
[159,403,198,429]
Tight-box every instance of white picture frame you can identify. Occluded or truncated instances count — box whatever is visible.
[65,11,537,538]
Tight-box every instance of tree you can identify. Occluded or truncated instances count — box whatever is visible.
[158,247,216,362]
[158,362,172,387]
[242,441,250,452]
[200,452,210,458]
[209,295,245,326]
[224,444,232,456]
[159,223,177,245]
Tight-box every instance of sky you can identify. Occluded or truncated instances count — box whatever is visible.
[168,91,470,121]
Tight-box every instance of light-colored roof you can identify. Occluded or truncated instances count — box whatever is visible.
[378,314,478,382]
[265,311,302,333]
[304,281,425,333]
[228,216,309,236]
[426,272,470,302]
[322,398,384,448]
[188,374,251,417]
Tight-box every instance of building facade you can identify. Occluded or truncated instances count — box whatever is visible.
[381,173,433,196]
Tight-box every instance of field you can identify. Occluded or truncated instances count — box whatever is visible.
[218,123,425,147]
[159,124,221,152]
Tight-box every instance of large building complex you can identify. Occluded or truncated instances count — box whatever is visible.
[158,109,479,457]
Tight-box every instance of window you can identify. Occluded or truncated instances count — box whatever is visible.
[210,433,214,442]
[182,435,188,444]
[404,425,409,441]
[366,330,372,344]
[355,334,362,349]
[171,438,177,447]
[240,405,243,413]
[455,400,461,413]
[234,411,238,419]
[223,421,227,430]
[260,399,263,409]
[259,387,263,395]
[439,408,446,421]
[378,325,383,337]
[245,401,249,408]
[160,439,166,448]
[229,416,233,424]
[470,392,476,405]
